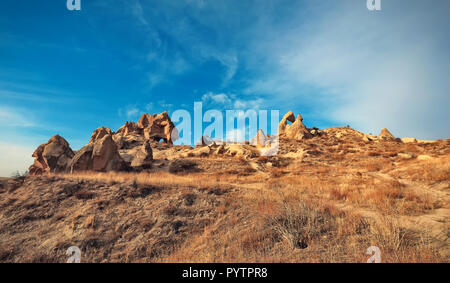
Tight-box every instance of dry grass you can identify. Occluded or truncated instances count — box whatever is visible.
[0,135,448,263]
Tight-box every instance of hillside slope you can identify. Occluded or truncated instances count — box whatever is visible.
[0,134,448,262]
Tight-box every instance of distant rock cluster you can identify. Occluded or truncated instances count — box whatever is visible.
[29,109,429,176]
[29,112,174,176]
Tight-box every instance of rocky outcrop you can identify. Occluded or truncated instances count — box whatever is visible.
[90,127,112,143]
[137,112,177,144]
[70,134,127,173]
[130,141,153,170]
[224,144,260,159]
[401,137,417,143]
[278,111,312,140]
[378,128,396,141]
[115,121,139,136]
[29,135,75,176]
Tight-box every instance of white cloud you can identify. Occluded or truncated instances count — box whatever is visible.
[201,92,265,111]
[119,105,142,120]
[242,0,450,139]
[117,0,449,139]
[202,92,232,105]
[130,0,149,26]
[126,107,139,119]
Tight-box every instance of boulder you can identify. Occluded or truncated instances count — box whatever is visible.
[379,128,396,141]
[90,127,112,143]
[130,141,153,170]
[401,137,417,143]
[70,134,127,173]
[417,155,434,161]
[309,127,323,136]
[28,135,75,175]
[191,146,211,157]
[398,153,414,159]
[278,111,312,140]
[223,144,260,159]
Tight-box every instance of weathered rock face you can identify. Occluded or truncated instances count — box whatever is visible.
[70,134,127,173]
[379,128,396,141]
[130,141,153,170]
[115,121,140,136]
[278,111,312,140]
[90,127,112,143]
[29,135,75,176]
[137,112,177,144]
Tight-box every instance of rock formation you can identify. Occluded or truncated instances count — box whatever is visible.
[278,111,312,140]
[29,135,75,175]
[90,127,112,143]
[28,109,441,177]
[115,121,139,136]
[70,133,127,173]
[401,137,417,143]
[130,141,153,170]
[378,128,396,141]
[137,112,177,144]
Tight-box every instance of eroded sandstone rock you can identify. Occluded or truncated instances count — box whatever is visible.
[379,128,396,141]
[137,112,177,144]
[130,140,153,170]
[401,137,417,143]
[278,111,312,140]
[115,121,140,136]
[90,127,112,143]
[70,134,127,173]
[29,135,75,175]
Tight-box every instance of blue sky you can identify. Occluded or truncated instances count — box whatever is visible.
[1,0,449,176]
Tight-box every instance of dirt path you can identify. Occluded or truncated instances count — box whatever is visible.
[367,172,449,258]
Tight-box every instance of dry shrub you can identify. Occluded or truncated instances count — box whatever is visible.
[168,160,199,174]
[268,195,336,250]
[329,188,350,200]
[364,215,442,262]
[269,168,285,178]
[75,189,96,200]
[257,156,269,163]
[367,151,381,157]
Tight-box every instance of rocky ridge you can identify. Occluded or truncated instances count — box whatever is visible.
[28,110,443,176]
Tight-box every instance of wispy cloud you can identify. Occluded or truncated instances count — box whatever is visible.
[0,106,35,127]
[241,0,450,139]
[202,92,265,110]
[202,92,232,105]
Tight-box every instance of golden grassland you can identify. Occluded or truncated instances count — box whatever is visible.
[0,136,448,262]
